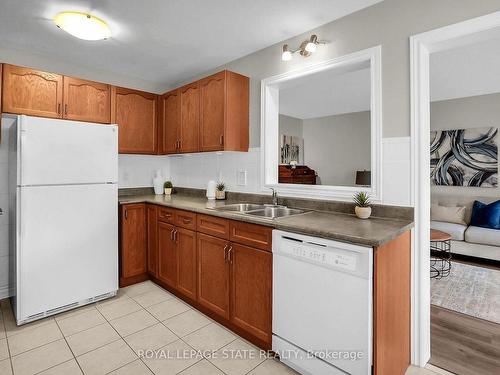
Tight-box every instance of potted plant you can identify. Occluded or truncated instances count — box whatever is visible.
[215,182,226,200]
[164,181,173,195]
[353,191,371,219]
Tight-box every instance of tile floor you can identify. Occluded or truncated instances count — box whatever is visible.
[0,281,450,375]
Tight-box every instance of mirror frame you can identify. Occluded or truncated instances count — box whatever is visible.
[260,45,382,202]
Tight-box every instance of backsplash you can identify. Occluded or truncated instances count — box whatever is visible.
[118,154,171,188]
[169,147,261,193]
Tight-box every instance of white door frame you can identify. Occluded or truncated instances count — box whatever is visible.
[410,11,500,367]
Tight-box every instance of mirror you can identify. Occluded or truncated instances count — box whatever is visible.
[278,60,371,186]
[261,46,382,201]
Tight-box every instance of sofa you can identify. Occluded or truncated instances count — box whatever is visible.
[431,193,500,262]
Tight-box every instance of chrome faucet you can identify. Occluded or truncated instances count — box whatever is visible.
[270,188,278,206]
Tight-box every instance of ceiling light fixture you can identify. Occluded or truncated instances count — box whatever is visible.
[281,34,326,61]
[281,44,292,61]
[54,11,111,41]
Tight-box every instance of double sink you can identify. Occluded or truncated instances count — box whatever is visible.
[214,203,305,219]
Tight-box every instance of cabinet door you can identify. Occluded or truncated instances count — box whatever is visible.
[197,233,230,319]
[161,90,181,154]
[199,71,225,151]
[114,87,157,154]
[176,228,197,300]
[63,76,111,123]
[147,205,158,277]
[179,82,200,152]
[121,204,147,279]
[230,243,272,344]
[158,222,177,288]
[2,64,63,118]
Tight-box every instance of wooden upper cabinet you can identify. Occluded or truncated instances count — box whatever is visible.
[63,77,111,123]
[121,204,147,279]
[200,70,249,152]
[113,87,158,154]
[179,82,200,153]
[2,64,63,118]
[160,89,181,154]
[199,71,226,151]
[230,243,272,345]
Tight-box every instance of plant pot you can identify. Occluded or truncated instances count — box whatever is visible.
[164,188,172,195]
[355,206,371,219]
[215,190,226,200]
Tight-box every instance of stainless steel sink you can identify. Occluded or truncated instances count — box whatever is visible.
[215,203,266,212]
[245,206,305,219]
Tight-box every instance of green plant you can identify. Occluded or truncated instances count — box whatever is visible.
[353,192,371,207]
[216,182,225,191]
[164,181,173,189]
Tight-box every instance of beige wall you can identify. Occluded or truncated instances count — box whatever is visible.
[173,0,500,146]
[431,93,500,199]
[279,114,303,138]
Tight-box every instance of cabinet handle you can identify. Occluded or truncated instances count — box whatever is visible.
[228,246,233,264]
[223,244,229,262]
[124,210,128,220]
[174,229,178,242]
[64,104,68,116]
[57,103,61,114]
[182,218,191,224]
[170,228,175,241]
[219,135,224,145]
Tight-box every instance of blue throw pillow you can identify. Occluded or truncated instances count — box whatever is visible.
[470,200,500,230]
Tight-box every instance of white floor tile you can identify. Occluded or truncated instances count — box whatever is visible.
[163,309,211,337]
[11,339,73,375]
[108,359,153,375]
[97,297,143,321]
[37,359,83,375]
[66,322,120,356]
[57,309,106,337]
[208,339,265,375]
[124,323,178,355]
[183,323,236,352]
[110,309,158,337]
[141,339,201,375]
[76,339,137,375]
[179,359,224,375]
[7,320,62,356]
[132,289,174,308]
[147,298,191,321]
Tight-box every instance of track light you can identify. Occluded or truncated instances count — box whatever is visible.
[281,34,326,62]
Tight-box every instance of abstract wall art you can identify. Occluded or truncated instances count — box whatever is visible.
[430,127,498,187]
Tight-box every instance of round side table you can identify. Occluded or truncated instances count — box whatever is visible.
[430,229,452,279]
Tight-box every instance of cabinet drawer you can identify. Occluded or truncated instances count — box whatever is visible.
[175,210,197,230]
[229,221,272,251]
[197,214,229,239]
[158,207,175,224]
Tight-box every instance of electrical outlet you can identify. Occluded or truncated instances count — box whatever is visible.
[237,170,247,186]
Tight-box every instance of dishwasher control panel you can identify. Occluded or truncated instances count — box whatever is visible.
[283,239,358,271]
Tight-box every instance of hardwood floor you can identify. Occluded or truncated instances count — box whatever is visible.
[430,305,500,375]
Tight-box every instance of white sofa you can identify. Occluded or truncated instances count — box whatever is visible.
[431,193,500,262]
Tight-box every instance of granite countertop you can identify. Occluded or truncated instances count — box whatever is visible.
[119,194,414,247]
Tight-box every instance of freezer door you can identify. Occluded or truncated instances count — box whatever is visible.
[19,116,118,186]
[17,184,118,320]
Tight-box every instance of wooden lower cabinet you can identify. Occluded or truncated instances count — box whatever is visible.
[120,204,147,286]
[197,233,230,319]
[158,222,177,288]
[230,243,272,344]
[121,204,273,349]
[176,227,197,300]
[146,205,158,277]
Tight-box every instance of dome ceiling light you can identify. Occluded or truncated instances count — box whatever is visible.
[54,11,111,41]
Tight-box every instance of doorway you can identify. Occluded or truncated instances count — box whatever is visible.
[411,11,500,374]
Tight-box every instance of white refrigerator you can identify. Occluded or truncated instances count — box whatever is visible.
[7,114,119,325]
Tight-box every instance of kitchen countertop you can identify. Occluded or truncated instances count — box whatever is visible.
[119,194,414,247]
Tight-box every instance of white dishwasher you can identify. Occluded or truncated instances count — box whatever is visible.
[272,230,373,375]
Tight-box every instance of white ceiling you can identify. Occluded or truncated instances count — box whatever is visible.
[431,36,500,102]
[0,0,382,92]
[279,65,371,119]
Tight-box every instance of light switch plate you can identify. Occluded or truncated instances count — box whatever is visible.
[237,170,247,186]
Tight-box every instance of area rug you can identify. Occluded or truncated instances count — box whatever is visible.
[431,262,500,324]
